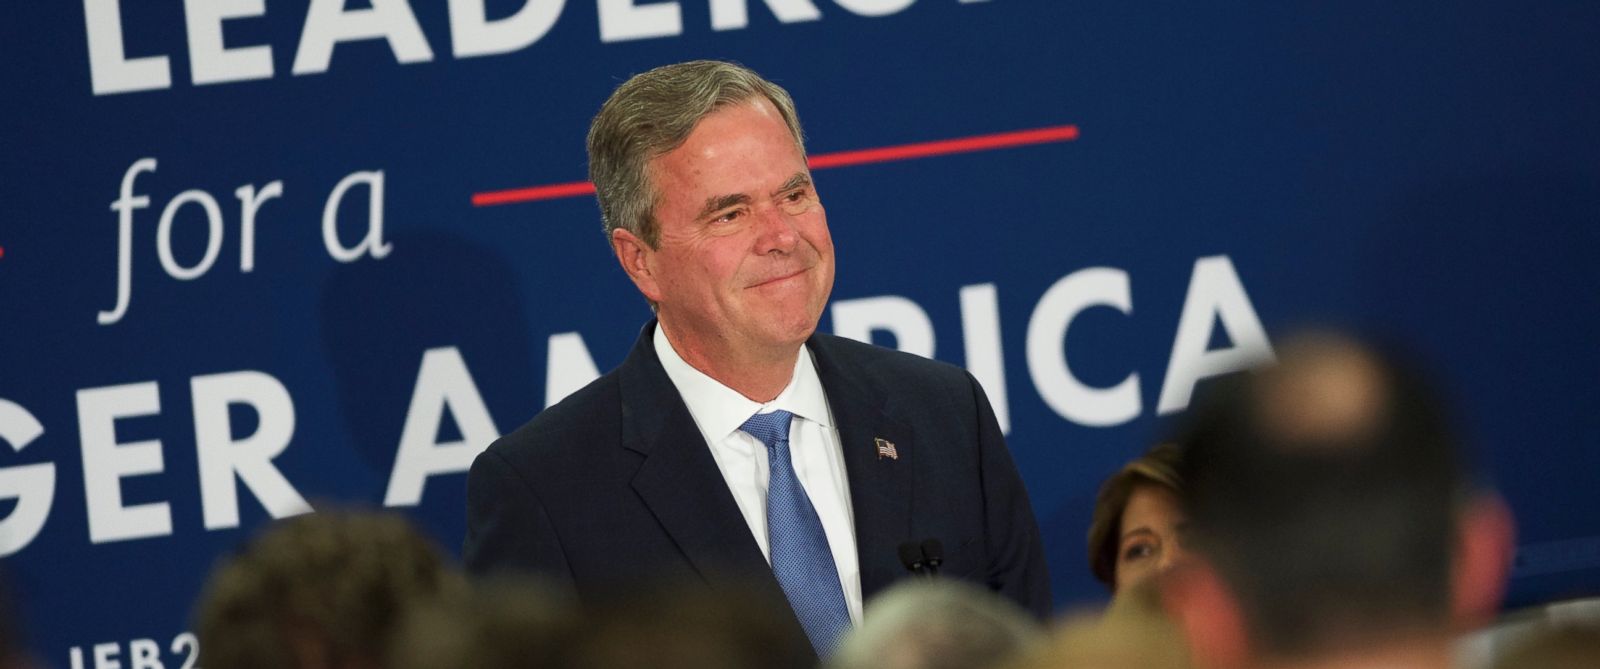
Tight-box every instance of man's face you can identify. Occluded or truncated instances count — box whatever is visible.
[630,98,835,357]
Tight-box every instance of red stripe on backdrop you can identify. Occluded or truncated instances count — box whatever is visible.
[471,124,1079,207]
[804,124,1079,170]
[471,180,597,207]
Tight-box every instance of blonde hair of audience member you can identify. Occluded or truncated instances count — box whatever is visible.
[193,510,466,669]
[829,579,1043,669]
[1087,443,1188,591]
[1490,621,1600,669]
[1161,334,1516,669]
[1005,579,1189,669]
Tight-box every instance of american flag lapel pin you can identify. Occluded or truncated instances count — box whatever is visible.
[874,437,899,460]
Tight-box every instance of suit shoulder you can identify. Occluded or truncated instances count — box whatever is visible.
[811,333,973,388]
[486,369,623,466]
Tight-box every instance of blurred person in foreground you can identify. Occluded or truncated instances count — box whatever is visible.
[560,578,816,669]
[1161,334,1516,669]
[194,510,465,669]
[827,579,1043,669]
[1087,443,1188,593]
[1489,621,1600,669]
[391,576,577,669]
[1006,580,1189,669]
[0,575,36,669]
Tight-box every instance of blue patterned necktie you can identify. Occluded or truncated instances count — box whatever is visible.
[739,409,853,656]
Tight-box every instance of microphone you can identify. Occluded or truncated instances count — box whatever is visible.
[899,538,945,578]
[898,541,927,576]
[920,539,944,577]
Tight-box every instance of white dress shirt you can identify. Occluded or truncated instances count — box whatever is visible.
[654,325,864,625]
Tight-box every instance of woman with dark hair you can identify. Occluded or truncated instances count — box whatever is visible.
[1086,444,1187,592]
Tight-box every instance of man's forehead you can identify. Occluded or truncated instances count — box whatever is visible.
[682,99,793,156]
[647,101,806,196]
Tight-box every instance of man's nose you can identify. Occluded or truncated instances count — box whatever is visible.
[752,204,800,253]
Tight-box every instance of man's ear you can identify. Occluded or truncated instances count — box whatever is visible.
[1452,493,1516,631]
[611,227,663,304]
[1161,560,1251,669]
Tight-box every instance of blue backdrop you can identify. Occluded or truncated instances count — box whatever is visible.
[3,1,1598,665]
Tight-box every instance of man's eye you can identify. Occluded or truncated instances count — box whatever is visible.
[779,190,811,212]
[714,209,744,223]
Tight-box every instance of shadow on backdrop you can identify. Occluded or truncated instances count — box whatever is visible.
[1361,170,1600,607]
[319,231,538,505]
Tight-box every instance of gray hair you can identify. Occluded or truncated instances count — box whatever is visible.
[587,60,807,248]
[827,580,1043,669]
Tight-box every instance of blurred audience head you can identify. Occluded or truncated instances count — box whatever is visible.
[0,571,35,669]
[194,509,465,669]
[1088,443,1187,591]
[1161,333,1515,668]
[1490,621,1600,669]
[829,579,1042,669]
[1007,579,1189,669]
[562,578,815,669]
[391,576,577,669]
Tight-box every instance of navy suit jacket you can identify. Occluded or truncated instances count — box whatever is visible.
[464,322,1051,628]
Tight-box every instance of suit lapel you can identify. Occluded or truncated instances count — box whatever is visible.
[617,326,918,623]
[808,335,917,601]
[618,322,777,593]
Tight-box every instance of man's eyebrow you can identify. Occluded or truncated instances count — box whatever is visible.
[696,173,812,219]
[697,193,751,219]
[772,172,812,196]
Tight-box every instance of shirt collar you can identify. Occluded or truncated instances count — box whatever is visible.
[654,323,834,441]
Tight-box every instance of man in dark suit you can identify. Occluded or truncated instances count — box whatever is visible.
[464,61,1050,656]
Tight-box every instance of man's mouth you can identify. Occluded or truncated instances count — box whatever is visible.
[750,267,808,288]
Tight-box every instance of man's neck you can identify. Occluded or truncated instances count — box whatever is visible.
[657,321,802,403]
[1252,638,1454,669]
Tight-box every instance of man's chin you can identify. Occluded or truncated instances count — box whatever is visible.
[769,320,819,345]
[749,311,821,349]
